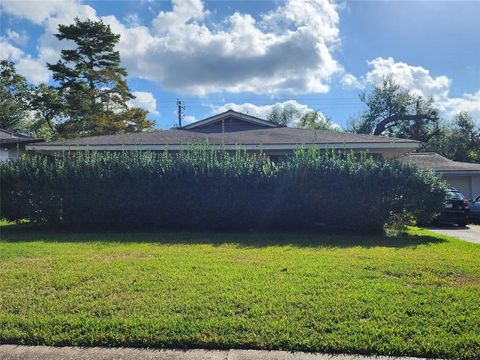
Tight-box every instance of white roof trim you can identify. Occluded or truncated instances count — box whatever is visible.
[27,142,419,152]
[182,110,279,129]
[436,170,480,175]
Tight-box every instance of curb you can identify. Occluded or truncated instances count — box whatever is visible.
[0,345,434,360]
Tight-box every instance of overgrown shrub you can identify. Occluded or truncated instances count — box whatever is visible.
[0,148,446,232]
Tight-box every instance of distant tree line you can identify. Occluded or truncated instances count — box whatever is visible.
[348,79,480,163]
[266,78,479,163]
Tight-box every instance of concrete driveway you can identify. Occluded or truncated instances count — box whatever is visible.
[428,224,480,244]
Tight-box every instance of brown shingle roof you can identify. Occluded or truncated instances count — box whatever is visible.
[38,127,418,147]
[399,152,480,172]
[0,129,41,145]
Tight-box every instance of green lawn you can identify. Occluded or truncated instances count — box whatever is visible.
[0,224,479,359]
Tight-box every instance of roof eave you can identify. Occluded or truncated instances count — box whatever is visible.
[1,139,44,146]
[435,170,480,175]
[27,141,419,152]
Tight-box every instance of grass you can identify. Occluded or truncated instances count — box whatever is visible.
[0,223,479,359]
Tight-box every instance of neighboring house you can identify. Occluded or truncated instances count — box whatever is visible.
[27,110,419,159]
[0,129,42,161]
[399,152,480,199]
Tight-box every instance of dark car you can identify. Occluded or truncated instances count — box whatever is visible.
[434,188,469,227]
[469,194,480,224]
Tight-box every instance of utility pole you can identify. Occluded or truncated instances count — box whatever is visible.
[176,99,185,127]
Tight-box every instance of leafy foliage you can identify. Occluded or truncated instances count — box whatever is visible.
[0,60,33,133]
[350,78,441,142]
[296,111,338,131]
[29,84,63,140]
[425,112,480,163]
[267,107,300,126]
[0,149,446,232]
[266,107,340,131]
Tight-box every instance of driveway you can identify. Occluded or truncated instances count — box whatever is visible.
[428,224,480,244]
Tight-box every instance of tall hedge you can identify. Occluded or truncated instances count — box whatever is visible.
[0,149,446,232]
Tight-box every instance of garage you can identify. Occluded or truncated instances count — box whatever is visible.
[399,152,480,199]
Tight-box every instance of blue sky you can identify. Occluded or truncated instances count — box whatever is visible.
[1,0,479,129]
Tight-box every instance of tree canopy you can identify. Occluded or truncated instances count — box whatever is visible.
[266,107,339,131]
[47,18,153,137]
[349,78,440,143]
[296,111,338,131]
[425,112,480,163]
[267,107,300,126]
[0,60,33,133]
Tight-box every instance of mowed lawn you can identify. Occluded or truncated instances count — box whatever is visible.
[0,224,479,359]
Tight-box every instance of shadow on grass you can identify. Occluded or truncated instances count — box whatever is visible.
[0,222,446,249]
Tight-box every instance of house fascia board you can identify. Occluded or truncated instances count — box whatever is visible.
[435,170,480,175]
[27,142,419,152]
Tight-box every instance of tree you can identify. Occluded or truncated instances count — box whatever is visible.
[47,18,153,137]
[84,107,151,136]
[0,60,32,133]
[425,112,480,163]
[350,78,440,142]
[296,111,339,131]
[267,107,300,126]
[29,84,63,140]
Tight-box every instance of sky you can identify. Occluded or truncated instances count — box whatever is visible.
[1,0,479,129]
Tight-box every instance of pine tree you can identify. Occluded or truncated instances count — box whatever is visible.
[47,18,153,137]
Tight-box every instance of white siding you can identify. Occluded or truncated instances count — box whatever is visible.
[472,175,480,199]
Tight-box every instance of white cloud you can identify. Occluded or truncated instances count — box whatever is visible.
[364,58,480,122]
[0,0,97,84]
[127,91,159,116]
[340,73,364,89]
[183,115,196,124]
[1,0,342,95]
[36,1,97,66]
[213,100,341,129]
[364,57,451,99]
[342,57,480,123]
[0,0,79,24]
[6,29,29,46]
[440,90,480,120]
[0,39,49,83]
[124,13,141,27]
[111,0,342,95]
[213,100,313,120]
[0,39,23,59]
[15,57,49,84]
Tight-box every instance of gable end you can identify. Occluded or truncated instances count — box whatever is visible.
[182,110,280,133]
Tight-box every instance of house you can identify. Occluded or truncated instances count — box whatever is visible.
[399,152,480,199]
[22,110,480,198]
[26,110,419,159]
[0,129,42,161]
